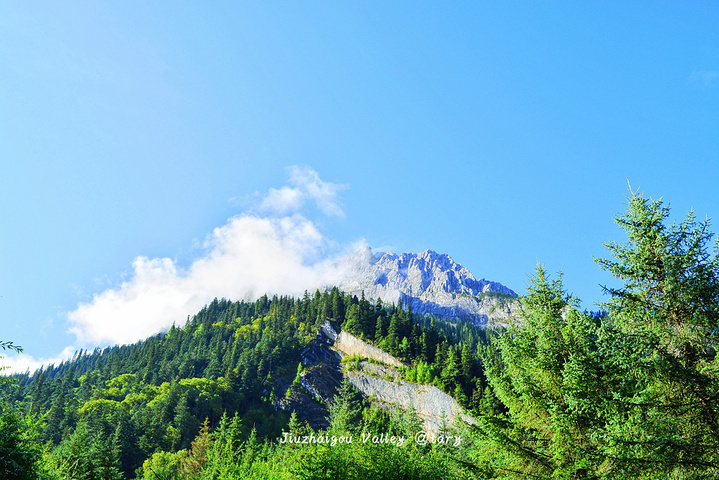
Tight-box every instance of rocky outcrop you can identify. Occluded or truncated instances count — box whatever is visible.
[273,323,344,429]
[273,362,339,430]
[275,322,476,434]
[347,367,475,435]
[337,246,520,326]
[320,322,403,368]
[330,322,473,433]
[333,326,476,434]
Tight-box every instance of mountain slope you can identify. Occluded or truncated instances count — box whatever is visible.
[338,246,519,325]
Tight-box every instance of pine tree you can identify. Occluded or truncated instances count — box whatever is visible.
[174,392,199,450]
[112,412,137,478]
[441,345,461,393]
[0,399,43,480]
[331,286,345,322]
[343,304,361,337]
[329,378,365,434]
[374,314,386,342]
[358,291,374,337]
[473,266,607,478]
[44,390,66,445]
[460,343,475,395]
[474,190,719,479]
[179,419,212,479]
[594,189,719,476]
[287,410,303,436]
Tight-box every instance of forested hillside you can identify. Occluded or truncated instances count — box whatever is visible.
[2,190,718,479]
[1,287,491,479]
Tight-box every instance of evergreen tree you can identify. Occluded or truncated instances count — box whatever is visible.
[0,399,43,480]
[474,190,719,479]
[342,304,361,337]
[458,343,477,400]
[441,345,461,392]
[374,314,386,342]
[328,378,364,434]
[473,266,606,478]
[1,342,44,480]
[358,291,374,337]
[112,412,138,478]
[44,390,66,445]
[330,286,345,322]
[287,410,303,436]
[174,392,199,450]
[594,189,719,476]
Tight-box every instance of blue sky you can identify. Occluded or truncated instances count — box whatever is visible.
[2,2,718,371]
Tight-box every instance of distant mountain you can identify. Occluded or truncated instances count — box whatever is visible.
[337,246,520,326]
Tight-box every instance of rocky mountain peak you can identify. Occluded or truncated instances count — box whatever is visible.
[337,247,519,326]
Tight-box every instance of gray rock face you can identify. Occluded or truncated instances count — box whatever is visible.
[275,322,475,434]
[347,369,475,435]
[321,322,403,368]
[328,323,476,434]
[337,246,520,326]
[273,362,339,430]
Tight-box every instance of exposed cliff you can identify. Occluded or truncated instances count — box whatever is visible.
[337,246,520,326]
[275,321,474,435]
[320,321,403,368]
[347,367,475,435]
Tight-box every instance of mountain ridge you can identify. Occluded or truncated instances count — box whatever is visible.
[337,246,520,326]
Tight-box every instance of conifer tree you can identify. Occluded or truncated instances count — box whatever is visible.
[330,286,345,321]
[474,190,719,479]
[374,314,386,342]
[473,267,605,478]
[329,378,365,434]
[287,410,303,436]
[594,189,719,476]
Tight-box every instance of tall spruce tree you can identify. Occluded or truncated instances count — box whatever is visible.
[594,189,719,477]
[473,267,606,479]
[473,190,719,479]
[328,378,365,434]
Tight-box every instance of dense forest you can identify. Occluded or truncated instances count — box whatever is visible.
[1,283,491,479]
[2,190,719,479]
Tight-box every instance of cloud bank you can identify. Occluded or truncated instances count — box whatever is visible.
[0,166,363,375]
[65,166,351,347]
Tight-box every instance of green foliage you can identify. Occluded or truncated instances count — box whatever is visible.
[340,354,363,372]
[293,362,304,387]
[0,398,44,480]
[291,405,471,480]
[473,266,606,478]
[1,341,46,480]
[594,190,719,477]
[474,190,719,479]
[2,291,486,479]
[140,449,184,480]
[51,420,122,480]
[1,341,22,384]
[328,378,365,435]
[25,195,718,479]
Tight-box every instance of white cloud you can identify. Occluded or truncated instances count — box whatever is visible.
[66,214,347,346]
[260,186,305,214]
[0,166,356,376]
[3,346,76,375]
[62,167,352,348]
[259,165,348,217]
